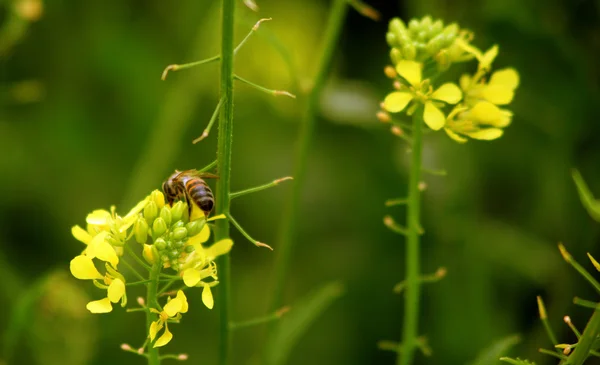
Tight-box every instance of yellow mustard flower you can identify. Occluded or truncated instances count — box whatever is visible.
[69,255,127,313]
[149,290,188,348]
[382,60,462,130]
[442,44,519,143]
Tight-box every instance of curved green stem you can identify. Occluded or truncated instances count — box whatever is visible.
[398,109,424,365]
[268,0,349,328]
[215,0,235,364]
[146,262,162,365]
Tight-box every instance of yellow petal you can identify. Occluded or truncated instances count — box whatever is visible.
[190,203,204,221]
[465,128,504,140]
[395,60,422,86]
[479,45,498,69]
[70,255,103,280]
[153,325,173,348]
[149,320,162,342]
[86,297,112,313]
[459,74,471,91]
[88,232,119,267]
[198,224,211,244]
[469,101,502,124]
[207,214,226,221]
[206,239,233,261]
[143,244,156,265]
[431,83,462,104]
[444,128,468,143]
[490,68,519,89]
[383,92,413,113]
[423,102,446,130]
[86,210,111,225]
[202,285,214,310]
[495,109,513,128]
[107,278,125,303]
[72,225,92,245]
[481,85,514,105]
[182,268,201,287]
[176,290,188,313]
[455,38,482,59]
[163,292,186,317]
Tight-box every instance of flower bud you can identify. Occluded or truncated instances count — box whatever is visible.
[390,48,402,64]
[185,245,195,253]
[172,227,188,241]
[431,20,443,36]
[151,190,165,210]
[169,250,180,259]
[420,15,432,29]
[144,201,158,225]
[155,238,167,251]
[134,217,149,244]
[408,19,420,35]
[402,43,416,60]
[160,206,172,227]
[186,219,205,237]
[143,244,156,264]
[106,234,123,247]
[384,65,397,79]
[173,240,185,248]
[161,254,169,263]
[389,18,407,38]
[442,23,458,39]
[172,220,185,229]
[171,201,186,223]
[386,32,397,47]
[152,217,167,238]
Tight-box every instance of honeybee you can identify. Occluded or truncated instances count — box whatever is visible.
[162,170,218,218]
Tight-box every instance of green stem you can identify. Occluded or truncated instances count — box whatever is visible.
[268,0,348,331]
[397,109,424,365]
[565,307,600,365]
[215,0,235,364]
[146,262,162,365]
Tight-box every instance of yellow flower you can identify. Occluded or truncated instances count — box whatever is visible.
[382,60,462,130]
[149,290,188,348]
[69,255,127,313]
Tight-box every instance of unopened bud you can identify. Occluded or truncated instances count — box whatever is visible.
[442,23,459,38]
[134,217,149,244]
[106,234,122,247]
[390,48,402,64]
[155,238,167,251]
[177,354,189,361]
[408,19,420,34]
[418,181,427,191]
[173,227,188,241]
[393,81,402,90]
[144,201,158,225]
[160,206,172,226]
[185,245,195,253]
[386,32,397,47]
[143,244,156,264]
[391,126,403,136]
[137,297,145,306]
[377,111,391,123]
[151,190,165,210]
[171,201,186,223]
[152,217,167,238]
[389,18,407,38]
[384,65,397,79]
[186,219,205,237]
[121,343,132,351]
[401,43,416,60]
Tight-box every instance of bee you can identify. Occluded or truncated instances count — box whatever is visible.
[162,170,218,218]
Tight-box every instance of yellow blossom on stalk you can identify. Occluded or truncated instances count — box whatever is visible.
[383,60,462,130]
[69,255,127,313]
[149,290,189,348]
[443,44,520,142]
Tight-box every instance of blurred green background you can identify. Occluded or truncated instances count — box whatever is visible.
[2,0,600,364]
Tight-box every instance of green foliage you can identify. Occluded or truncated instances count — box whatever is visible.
[572,169,600,223]
[500,358,536,365]
[468,335,521,365]
[264,282,344,365]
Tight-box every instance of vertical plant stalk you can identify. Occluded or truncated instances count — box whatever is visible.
[398,109,423,365]
[268,0,348,321]
[215,0,235,364]
[146,262,162,365]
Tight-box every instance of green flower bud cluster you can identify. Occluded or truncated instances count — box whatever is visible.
[386,16,465,65]
[134,199,206,272]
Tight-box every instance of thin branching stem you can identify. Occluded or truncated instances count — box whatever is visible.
[215,0,235,363]
[398,107,424,365]
[193,97,224,144]
[267,0,349,344]
[564,306,600,364]
[230,306,289,330]
[233,74,296,98]
[230,177,293,199]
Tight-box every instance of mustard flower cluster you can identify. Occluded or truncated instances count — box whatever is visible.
[69,190,232,348]
[380,15,520,142]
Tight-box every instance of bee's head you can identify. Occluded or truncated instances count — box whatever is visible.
[162,173,179,204]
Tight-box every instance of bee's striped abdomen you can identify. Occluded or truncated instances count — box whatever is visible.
[185,178,214,215]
